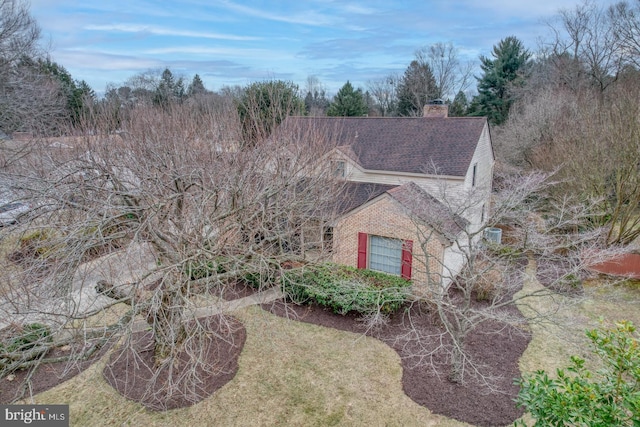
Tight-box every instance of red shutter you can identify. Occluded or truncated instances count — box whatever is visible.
[357,232,368,269]
[401,240,413,280]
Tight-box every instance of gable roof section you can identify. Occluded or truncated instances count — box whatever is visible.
[387,182,469,240]
[334,182,398,216]
[333,181,468,241]
[277,116,487,177]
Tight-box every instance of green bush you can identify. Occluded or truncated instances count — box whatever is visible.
[282,264,411,315]
[560,272,582,289]
[184,257,229,280]
[241,260,280,289]
[0,323,51,354]
[516,320,640,426]
[18,229,60,259]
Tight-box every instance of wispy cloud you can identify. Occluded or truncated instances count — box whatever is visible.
[31,0,624,95]
[54,49,162,71]
[84,24,261,41]
[217,0,338,26]
[144,46,292,61]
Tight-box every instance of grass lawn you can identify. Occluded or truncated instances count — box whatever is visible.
[6,256,639,426]
[515,266,640,425]
[26,306,468,427]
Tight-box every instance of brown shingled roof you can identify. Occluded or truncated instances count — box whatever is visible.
[387,182,469,240]
[277,116,487,177]
[334,182,398,215]
[333,181,468,241]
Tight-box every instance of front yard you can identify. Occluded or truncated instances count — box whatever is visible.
[2,245,639,426]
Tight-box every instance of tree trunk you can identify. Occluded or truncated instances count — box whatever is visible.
[147,275,188,365]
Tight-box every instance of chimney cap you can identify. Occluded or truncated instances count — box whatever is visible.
[423,103,448,118]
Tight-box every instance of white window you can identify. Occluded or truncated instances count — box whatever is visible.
[369,235,402,275]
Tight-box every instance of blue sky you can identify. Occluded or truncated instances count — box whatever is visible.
[30,0,619,96]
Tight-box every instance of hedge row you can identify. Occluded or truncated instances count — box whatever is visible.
[282,264,411,315]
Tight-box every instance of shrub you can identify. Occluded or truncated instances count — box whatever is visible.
[282,264,411,315]
[241,260,280,289]
[0,323,52,354]
[18,229,59,259]
[184,257,229,280]
[516,320,640,426]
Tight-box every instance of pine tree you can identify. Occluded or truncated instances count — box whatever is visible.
[396,60,438,116]
[449,91,469,117]
[187,74,207,97]
[154,68,185,107]
[326,81,368,117]
[470,36,530,125]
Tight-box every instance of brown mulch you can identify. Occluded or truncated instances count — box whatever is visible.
[1,278,530,425]
[262,297,531,427]
[219,281,261,300]
[103,314,246,411]
[0,338,114,404]
[0,284,253,409]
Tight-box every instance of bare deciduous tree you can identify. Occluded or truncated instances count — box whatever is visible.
[0,97,344,405]
[543,0,624,93]
[415,42,473,101]
[366,74,399,117]
[0,0,40,65]
[609,0,640,67]
[497,78,640,245]
[0,0,68,135]
[399,168,625,385]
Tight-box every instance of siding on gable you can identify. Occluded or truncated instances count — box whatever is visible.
[462,123,494,229]
[330,153,469,211]
[332,195,446,292]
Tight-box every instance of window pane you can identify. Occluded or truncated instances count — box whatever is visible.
[369,235,402,275]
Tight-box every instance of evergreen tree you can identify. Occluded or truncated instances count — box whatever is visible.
[237,80,304,144]
[304,89,329,116]
[396,60,438,116]
[326,81,368,117]
[69,79,96,126]
[187,74,207,97]
[470,36,531,125]
[449,90,469,117]
[37,58,95,127]
[154,68,185,107]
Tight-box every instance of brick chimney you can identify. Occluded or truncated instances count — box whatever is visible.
[423,100,448,118]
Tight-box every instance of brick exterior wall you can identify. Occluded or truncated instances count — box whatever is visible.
[332,195,446,292]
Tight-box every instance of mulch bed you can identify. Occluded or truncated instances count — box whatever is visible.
[262,297,531,427]
[219,281,260,300]
[1,279,531,425]
[0,285,251,409]
[103,314,246,411]
[0,338,114,404]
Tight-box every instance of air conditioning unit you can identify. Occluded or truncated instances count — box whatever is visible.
[484,227,502,244]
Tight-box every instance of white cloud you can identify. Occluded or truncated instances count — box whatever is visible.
[84,24,261,41]
[52,49,162,71]
[217,0,338,26]
[143,46,292,61]
[461,0,619,17]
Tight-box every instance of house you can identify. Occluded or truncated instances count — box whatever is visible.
[277,105,494,289]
